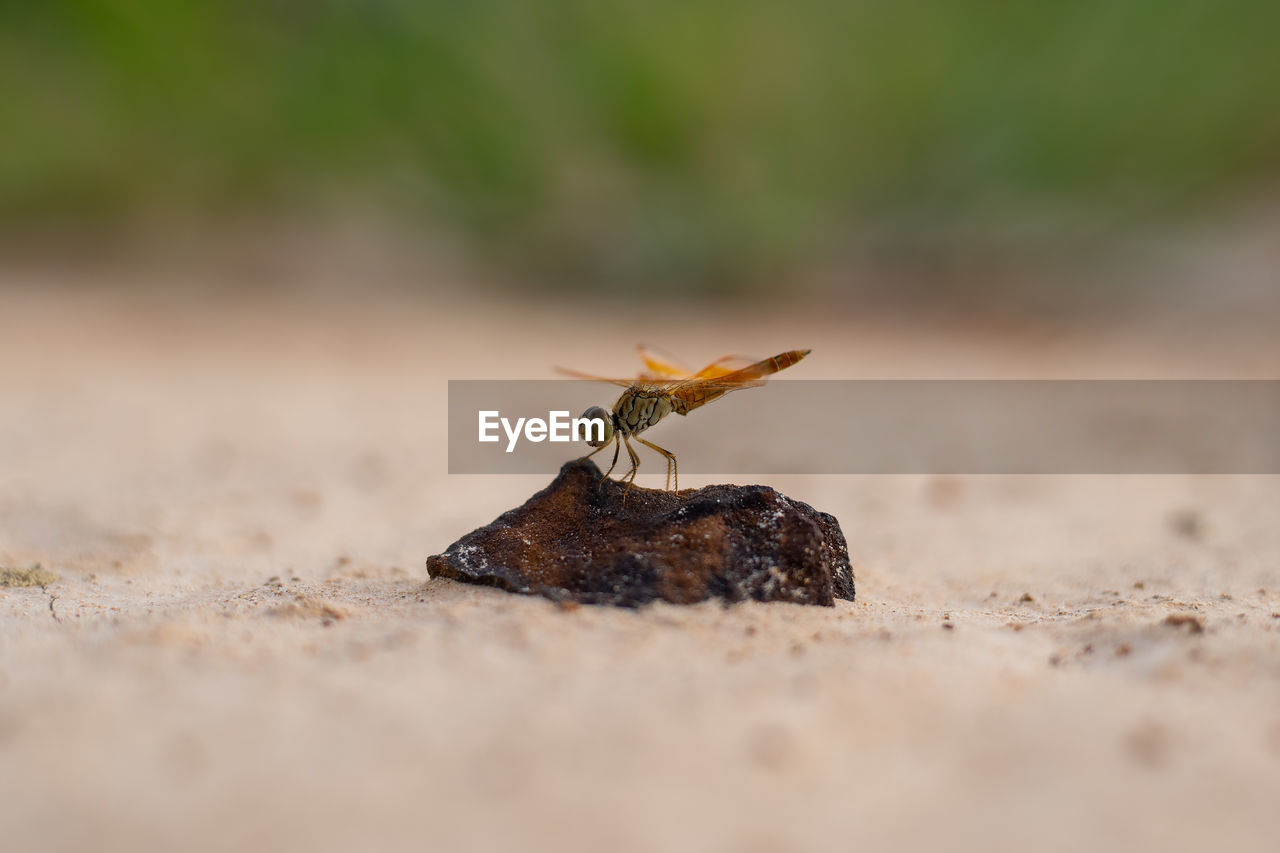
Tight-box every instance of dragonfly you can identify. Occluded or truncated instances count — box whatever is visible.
[557,346,811,494]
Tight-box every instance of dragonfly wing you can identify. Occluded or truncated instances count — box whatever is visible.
[663,377,766,415]
[636,344,692,380]
[689,354,758,379]
[554,366,635,388]
[667,350,809,413]
[557,349,808,407]
[693,349,810,384]
[637,347,763,381]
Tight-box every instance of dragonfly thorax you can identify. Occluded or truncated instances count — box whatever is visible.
[613,388,673,437]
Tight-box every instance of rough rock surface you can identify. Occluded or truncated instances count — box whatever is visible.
[427,459,855,607]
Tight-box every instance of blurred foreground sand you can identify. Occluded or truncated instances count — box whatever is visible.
[2,266,1279,853]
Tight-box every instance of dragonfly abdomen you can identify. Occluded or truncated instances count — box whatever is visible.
[614,389,673,436]
[669,388,727,415]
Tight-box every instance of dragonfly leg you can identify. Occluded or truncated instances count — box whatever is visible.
[582,436,621,493]
[634,436,678,492]
[601,436,621,483]
[619,435,641,505]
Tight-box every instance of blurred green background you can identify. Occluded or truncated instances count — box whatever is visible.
[3,1,1279,294]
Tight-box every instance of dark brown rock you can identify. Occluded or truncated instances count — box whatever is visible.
[426,459,855,608]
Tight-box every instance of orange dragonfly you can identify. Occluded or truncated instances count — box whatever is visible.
[557,346,811,493]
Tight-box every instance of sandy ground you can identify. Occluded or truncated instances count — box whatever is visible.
[2,264,1279,853]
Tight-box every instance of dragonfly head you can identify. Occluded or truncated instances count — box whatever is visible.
[580,405,614,447]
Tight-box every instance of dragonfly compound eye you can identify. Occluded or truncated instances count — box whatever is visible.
[580,406,613,447]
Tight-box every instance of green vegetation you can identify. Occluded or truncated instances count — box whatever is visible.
[3,2,1278,288]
